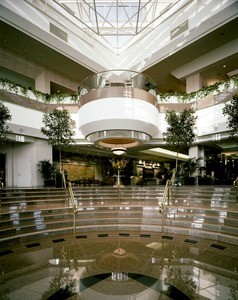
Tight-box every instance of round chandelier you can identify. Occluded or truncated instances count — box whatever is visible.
[111,147,127,156]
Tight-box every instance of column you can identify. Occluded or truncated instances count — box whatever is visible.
[35,72,51,93]
[186,73,204,93]
[189,145,205,178]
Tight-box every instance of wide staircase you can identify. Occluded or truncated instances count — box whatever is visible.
[0,185,237,247]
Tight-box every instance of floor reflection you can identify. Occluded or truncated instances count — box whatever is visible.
[0,233,237,299]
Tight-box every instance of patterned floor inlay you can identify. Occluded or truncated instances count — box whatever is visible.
[76,235,87,239]
[49,272,190,300]
[140,234,151,238]
[119,233,130,236]
[210,243,226,250]
[25,242,41,248]
[52,238,65,243]
[0,233,237,300]
[184,239,198,244]
[0,249,14,256]
[162,235,173,240]
[98,233,108,237]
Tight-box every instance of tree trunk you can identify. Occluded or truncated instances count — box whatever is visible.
[175,151,179,172]
[59,149,63,187]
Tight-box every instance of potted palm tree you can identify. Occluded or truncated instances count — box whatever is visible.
[38,159,55,187]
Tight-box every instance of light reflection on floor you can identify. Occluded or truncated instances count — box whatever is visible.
[0,232,238,300]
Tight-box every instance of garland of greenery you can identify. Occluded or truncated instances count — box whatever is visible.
[0,78,78,103]
[0,75,238,104]
[157,75,238,102]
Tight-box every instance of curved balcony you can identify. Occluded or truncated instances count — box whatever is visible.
[78,70,157,95]
[77,71,159,151]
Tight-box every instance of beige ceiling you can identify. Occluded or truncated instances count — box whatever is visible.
[0,16,237,93]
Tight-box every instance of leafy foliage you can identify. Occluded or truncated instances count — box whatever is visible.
[41,269,77,300]
[38,159,55,180]
[163,108,197,151]
[158,74,238,102]
[166,266,197,299]
[0,100,12,144]
[229,279,238,300]
[110,158,128,169]
[163,108,197,172]
[41,108,76,149]
[1,75,238,104]
[165,249,197,299]
[0,78,78,103]
[180,157,202,176]
[223,94,238,142]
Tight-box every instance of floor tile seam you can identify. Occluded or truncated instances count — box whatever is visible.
[1,227,237,245]
[0,226,75,242]
[162,220,238,230]
[168,205,238,211]
[0,222,75,233]
[0,237,227,257]
[4,212,235,221]
[0,211,74,219]
[0,206,72,214]
[1,202,237,209]
[0,232,235,252]
[170,198,237,201]
[161,213,238,222]
[161,226,238,240]
[0,199,67,205]
[165,205,238,211]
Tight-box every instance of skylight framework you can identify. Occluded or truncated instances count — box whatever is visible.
[55,0,181,52]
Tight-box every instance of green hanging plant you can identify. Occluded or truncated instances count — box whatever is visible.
[1,75,238,105]
[0,77,78,104]
[158,75,238,103]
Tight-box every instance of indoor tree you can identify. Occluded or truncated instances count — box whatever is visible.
[0,100,12,144]
[223,94,238,142]
[163,108,197,183]
[41,108,76,184]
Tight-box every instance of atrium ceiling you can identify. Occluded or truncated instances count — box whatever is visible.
[55,0,181,54]
[0,0,237,93]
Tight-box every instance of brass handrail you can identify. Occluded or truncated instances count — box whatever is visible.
[61,170,69,206]
[159,179,170,213]
[67,182,75,206]
[61,170,66,189]
[67,181,78,237]
[159,170,175,213]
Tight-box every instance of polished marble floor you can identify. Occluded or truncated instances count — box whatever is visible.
[0,230,238,300]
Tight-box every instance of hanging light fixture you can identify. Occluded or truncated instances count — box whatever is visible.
[111,147,126,156]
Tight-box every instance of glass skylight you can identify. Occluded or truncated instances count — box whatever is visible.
[55,0,180,52]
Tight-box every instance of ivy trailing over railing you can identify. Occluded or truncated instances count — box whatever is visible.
[0,78,78,103]
[1,75,238,104]
[157,75,238,103]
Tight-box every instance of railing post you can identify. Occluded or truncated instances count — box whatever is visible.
[74,207,77,238]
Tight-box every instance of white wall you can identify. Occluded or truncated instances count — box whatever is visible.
[196,103,228,136]
[1,140,52,187]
